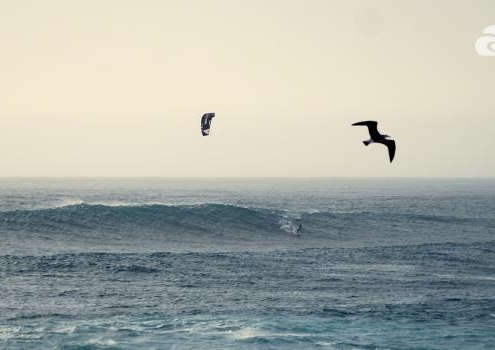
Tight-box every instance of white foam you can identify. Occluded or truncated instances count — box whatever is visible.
[315,341,335,348]
[229,327,313,341]
[86,337,117,346]
[39,198,84,210]
[0,325,21,341]
[52,325,76,334]
[86,200,136,207]
[229,327,265,340]
[56,198,85,207]
[434,274,495,281]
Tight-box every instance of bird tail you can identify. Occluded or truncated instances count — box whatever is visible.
[363,140,371,146]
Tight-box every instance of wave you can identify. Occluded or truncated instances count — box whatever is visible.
[0,203,492,239]
[0,203,285,235]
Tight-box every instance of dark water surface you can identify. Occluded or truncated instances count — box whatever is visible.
[0,178,494,349]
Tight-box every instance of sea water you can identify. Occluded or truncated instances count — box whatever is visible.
[0,178,494,349]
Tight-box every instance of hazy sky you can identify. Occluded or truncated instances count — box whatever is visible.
[1,0,494,177]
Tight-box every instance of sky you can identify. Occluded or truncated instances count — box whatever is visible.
[0,0,494,177]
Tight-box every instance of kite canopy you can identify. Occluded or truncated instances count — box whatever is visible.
[201,113,215,136]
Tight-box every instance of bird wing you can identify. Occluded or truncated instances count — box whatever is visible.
[383,139,396,163]
[352,121,380,138]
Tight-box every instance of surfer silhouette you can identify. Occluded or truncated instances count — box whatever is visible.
[291,223,302,237]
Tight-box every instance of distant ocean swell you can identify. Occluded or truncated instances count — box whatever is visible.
[0,203,493,240]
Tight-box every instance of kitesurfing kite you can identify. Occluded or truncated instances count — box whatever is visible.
[352,121,396,162]
[201,113,215,136]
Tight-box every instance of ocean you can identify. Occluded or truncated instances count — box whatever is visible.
[0,178,494,349]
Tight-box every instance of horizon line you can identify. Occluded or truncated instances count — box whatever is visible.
[0,176,494,180]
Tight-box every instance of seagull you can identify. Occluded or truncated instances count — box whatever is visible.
[352,121,396,162]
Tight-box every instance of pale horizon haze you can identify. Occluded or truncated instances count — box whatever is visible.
[1,0,494,177]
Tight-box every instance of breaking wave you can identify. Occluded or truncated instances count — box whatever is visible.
[0,203,492,239]
[0,203,293,236]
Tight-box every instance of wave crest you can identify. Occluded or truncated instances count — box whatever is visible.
[0,203,283,235]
